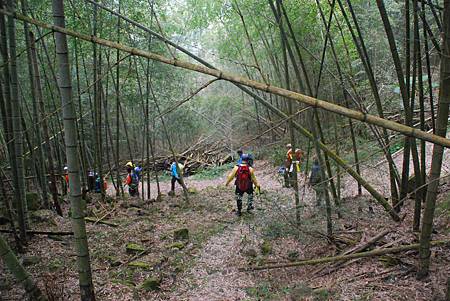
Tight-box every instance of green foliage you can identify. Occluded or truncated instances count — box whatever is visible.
[388,139,404,154]
[269,146,287,167]
[190,163,233,180]
[245,282,275,300]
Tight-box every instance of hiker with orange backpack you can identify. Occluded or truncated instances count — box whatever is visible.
[225,154,260,216]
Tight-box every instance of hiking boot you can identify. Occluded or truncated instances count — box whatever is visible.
[247,204,254,212]
[236,210,242,217]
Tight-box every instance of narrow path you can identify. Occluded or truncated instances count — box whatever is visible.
[163,161,310,300]
[167,221,256,301]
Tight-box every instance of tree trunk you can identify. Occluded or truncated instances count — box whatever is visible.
[115,0,123,197]
[21,0,48,209]
[51,0,96,299]
[417,0,450,279]
[30,30,62,216]
[6,0,27,242]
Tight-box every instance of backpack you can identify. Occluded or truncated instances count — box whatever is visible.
[131,173,139,186]
[236,165,251,191]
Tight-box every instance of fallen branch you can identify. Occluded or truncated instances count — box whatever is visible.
[85,217,118,227]
[240,239,450,272]
[0,229,74,236]
[314,229,391,276]
[342,229,391,255]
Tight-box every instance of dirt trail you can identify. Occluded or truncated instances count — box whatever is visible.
[166,221,255,301]
[161,161,315,300]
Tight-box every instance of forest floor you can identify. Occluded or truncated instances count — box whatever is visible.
[1,142,450,300]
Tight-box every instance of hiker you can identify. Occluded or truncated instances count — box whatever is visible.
[225,154,260,216]
[94,173,107,193]
[63,166,69,194]
[87,169,95,192]
[294,148,304,173]
[309,158,324,206]
[284,143,293,187]
[134,165,143,181]
[125,165,139,197]
[169,160,187,196]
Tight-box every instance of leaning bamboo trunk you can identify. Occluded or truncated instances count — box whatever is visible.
[51,0,96,299]
[0,235,46,300]
[417,0,450,279]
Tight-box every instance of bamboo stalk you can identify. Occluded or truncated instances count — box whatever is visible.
[418,0,450,279]
[51,1,96,299]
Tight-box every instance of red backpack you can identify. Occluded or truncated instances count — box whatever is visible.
[236,165,251,191]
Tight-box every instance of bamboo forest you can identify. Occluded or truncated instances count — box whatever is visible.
[0,0,450,300]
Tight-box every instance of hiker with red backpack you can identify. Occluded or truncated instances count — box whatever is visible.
[225,154,260,216]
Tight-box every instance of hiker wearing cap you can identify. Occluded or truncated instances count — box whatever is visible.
[226,154,260,216]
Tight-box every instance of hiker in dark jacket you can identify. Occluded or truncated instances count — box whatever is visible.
[226,154,260,216]
[309,158,324,206]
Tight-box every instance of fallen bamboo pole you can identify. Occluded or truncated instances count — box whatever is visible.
[1,9,450,149]
[0,229,74,236]
[239,239,450,272]
[84,217,118,227]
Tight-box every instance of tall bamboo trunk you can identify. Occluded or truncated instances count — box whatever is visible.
[412,0,424,231]
[92,1,104,198]
[274,0,338,215]
[274,0,301,224]
[74,38,88,196]
[338,0,400,205]
[6,0,27,242]
[51,0,96,299]
[30,31,62,216]
[115,0,123,197]
[417,0,450,279]
[21,0,48,208]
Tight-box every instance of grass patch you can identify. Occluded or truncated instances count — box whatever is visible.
[245,282,275,300]
[190,163,234,180]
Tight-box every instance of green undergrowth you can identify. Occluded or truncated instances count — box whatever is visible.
[245,282,334,301]
[190,162,234,180]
